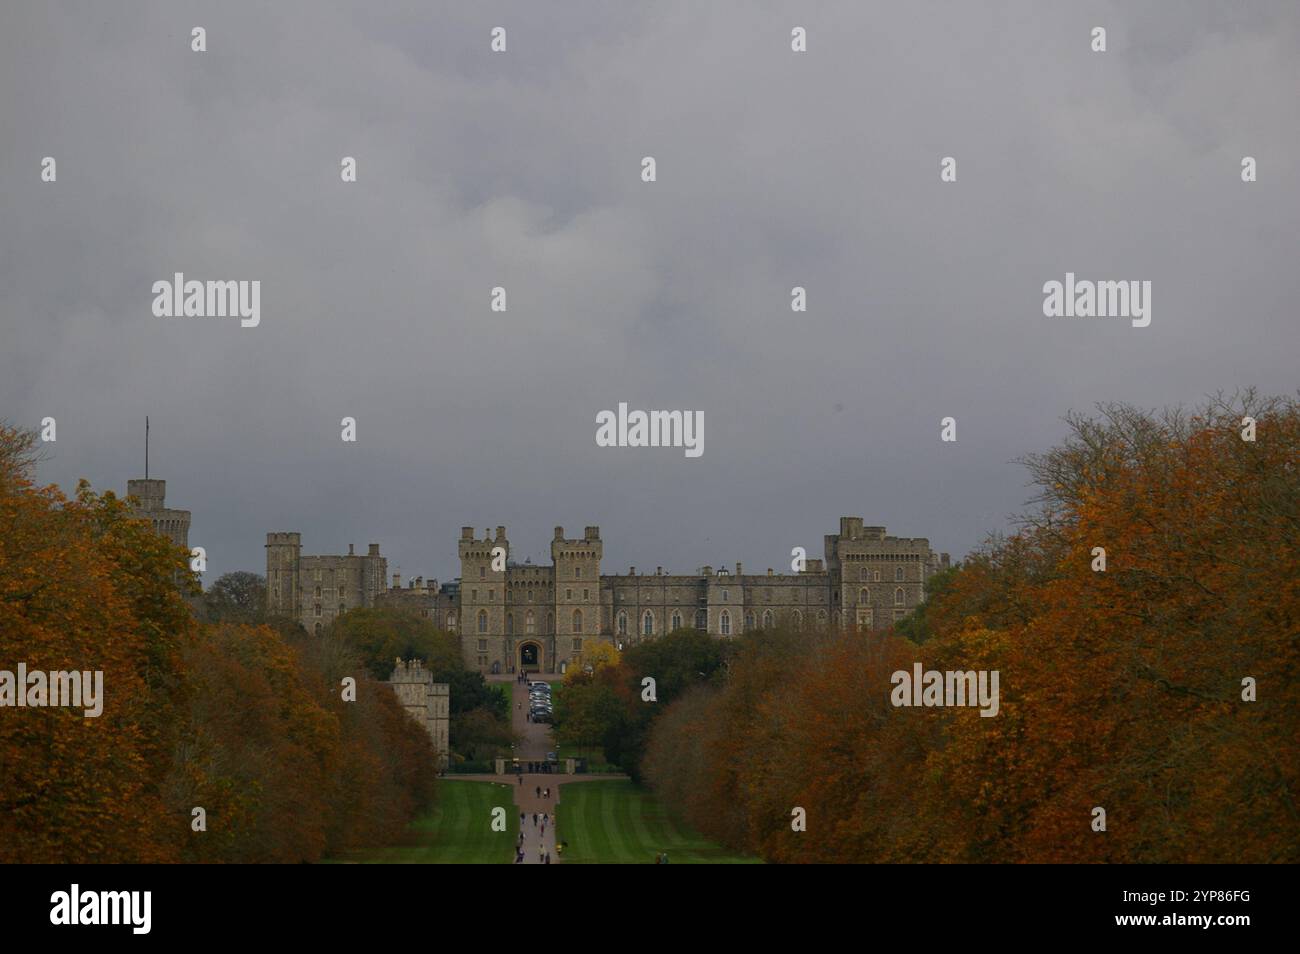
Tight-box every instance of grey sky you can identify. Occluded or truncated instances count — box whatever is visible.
[2,1,1297,585]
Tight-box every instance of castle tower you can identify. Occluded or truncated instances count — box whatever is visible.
[825,517,938,632]
[265,532,302,618]
[388,658,450,769]
[551,526,602,671]
[126,478,190,551]
[458,526,508,672]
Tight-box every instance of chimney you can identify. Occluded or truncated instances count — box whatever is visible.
[554,526,564,541]
[496,526,506,540]
[348,543,355,556]
[630,567,636,576]
[767,568,774,576]
[656,566,662,576]
[368,543,380,556]
[735,562,743,576]
[393,572,401,588]
[461,527,474,540]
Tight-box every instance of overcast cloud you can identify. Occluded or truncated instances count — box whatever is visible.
[2,1,1297,583]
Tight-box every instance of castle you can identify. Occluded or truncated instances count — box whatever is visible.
[388,659,449,768]
[267,518,949,675]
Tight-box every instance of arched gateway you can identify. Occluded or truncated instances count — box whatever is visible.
[519,641,542,670]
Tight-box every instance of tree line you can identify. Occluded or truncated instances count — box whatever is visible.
[573,393,1300,862]
[0,424,438,862]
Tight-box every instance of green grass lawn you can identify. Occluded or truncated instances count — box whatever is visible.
[557,780,759,864]
[329,780,518,864]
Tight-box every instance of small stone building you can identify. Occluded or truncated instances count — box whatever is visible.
[387,658,449,768]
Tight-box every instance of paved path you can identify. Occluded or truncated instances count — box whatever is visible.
[459,675,627,864]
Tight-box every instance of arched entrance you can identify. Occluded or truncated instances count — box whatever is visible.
[519,641,541,670]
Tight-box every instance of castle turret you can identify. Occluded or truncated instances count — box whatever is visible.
[266,532,302,617]
[551,526,602,665]
[459,526,509,671]
[127,478,190,550]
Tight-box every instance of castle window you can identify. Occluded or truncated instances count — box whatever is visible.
[314,622,322,635]
[895,566,904,582]
[695,610,707,631]
[572,609,583,634]
[490,589,495,601]
[618,612,627,636]
[894,587,905,606]
[744,611,754,631]
[793,610,803,631]
[339,603,346,613]
[574,567,582,579]
[671,612,682,632]
[314,604,322,617]
[478,610,488,633]
[528,590,534,602]
[874,570,881,582]
[583,589,590,600]
[572,638,582,652]
[763,610,773,629]
[860,587,869,604]
[314,586,321,598]
[448,613,457,632]
[894,609,906,620]
[642,611,653,636]
[566,588,572,600]
[818,610,827,623]
[721,590,729,602]
[472,589,478,601]
[506,614,513,635]
[478,639,488,652]
[720,611,731,635]
[479,567,485,579]
[859,568,868,582]
[526,610,535,634]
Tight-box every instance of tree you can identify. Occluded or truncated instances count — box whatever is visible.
[201,571,267,624]
[328,607,461,680]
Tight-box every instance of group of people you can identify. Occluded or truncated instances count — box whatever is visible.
[517,761,557,773]
[515,810,557,864]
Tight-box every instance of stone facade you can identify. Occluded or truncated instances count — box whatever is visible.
[387,658,449,768]
[264,534,388,635]
[126,478,190,551]
[267,517,949,674]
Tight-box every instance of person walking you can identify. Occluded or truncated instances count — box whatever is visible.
[535,785,541,798]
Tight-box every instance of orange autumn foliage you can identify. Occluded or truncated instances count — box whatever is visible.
[644,392,1299,862]
[0,424,437,863]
